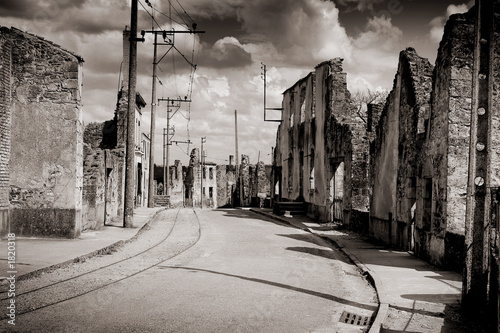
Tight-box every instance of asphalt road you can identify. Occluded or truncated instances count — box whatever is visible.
[5,208,377,332]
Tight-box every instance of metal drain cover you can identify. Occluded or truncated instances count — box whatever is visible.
[339,311,372,326]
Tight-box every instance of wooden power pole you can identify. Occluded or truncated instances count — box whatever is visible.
[147,32,158,207]
[463,0,495,313]
[124,0,138,227]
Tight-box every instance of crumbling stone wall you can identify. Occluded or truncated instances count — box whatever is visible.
[184,148,200,207]
[0,28,11,236]
[82,148,105,230]
[273,59,370,225]
[415,11,474,266]
[82,122,125,227]
[239,155,251,206]
[3,27,84,238]
[370,48,433,248]
[169,160,184,207]
[324,59,371,226]
[250,162,271,207]
[216,164,236,208]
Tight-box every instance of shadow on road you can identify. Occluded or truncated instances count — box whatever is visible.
[158,265,378,311]
[214,208,298,229]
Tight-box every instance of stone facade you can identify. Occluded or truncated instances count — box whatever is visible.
[273,59,373,225]
[0,27,84,238]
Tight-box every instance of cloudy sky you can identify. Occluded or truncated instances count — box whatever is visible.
[0,0,473,166]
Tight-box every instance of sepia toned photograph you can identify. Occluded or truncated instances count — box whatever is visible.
[0,0,498,332]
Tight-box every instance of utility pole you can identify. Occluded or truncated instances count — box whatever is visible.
[463,0,494,314]
[166,107,171,198]
[162,127,167,195]
[148,32,158,207]
[143,25,205,207]
[158,97,190,201]
[124,0,139,228]
[201,137,206,208]
[235,110,241,206]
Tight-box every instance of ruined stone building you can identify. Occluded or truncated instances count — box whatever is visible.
[370,8,500,269]
[82,27,149,229]
[162,149,270,208]
[249,161,272,207]
[216,158,237,208]
[0,27,84,238]
[181,149,217,208]
[167,160,185,207]
[370,48,434,253]
[272,59,373,226]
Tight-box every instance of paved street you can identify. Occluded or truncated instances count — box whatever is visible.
[3,208,377,332]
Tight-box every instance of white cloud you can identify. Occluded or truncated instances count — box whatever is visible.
[428,3,471,43]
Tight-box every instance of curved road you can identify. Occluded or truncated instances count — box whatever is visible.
[4,208,377,332]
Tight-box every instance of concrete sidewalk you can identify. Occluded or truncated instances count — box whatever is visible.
[250,208,480,333]
[0,207,164,281]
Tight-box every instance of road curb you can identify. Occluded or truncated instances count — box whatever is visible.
[249,209,388,333]
[17,208,167,282]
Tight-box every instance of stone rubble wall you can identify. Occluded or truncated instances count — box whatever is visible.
[4,27,84,238]
[0,27,11,236]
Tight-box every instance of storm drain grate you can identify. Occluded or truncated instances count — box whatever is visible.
[339,311,372,326]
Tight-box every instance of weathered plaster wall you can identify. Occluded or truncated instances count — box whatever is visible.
[5,27,83,238]
[0,28,11,236]
[370,48,433,248]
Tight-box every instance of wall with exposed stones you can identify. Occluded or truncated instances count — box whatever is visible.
[3,27,84,238]
[414,11,474,266]
[0,28,11,236]
[168,160,185,207]
[82,123,126,229]
[216,164,236,207]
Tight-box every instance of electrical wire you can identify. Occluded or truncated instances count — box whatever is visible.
[151,6,188,30]
[174,0,196,27]
[169,2,190,30]
[138,0,163,30]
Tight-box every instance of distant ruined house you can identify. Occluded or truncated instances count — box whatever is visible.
[0,27,84,238]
